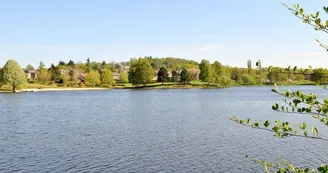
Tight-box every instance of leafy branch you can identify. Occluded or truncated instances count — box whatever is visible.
[282,3,328,51]
[229,116,327,141]
[246,155,328,173]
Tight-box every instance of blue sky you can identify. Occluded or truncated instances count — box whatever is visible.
[0,0,327,68]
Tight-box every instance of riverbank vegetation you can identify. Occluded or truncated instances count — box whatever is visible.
[1,56,327,91]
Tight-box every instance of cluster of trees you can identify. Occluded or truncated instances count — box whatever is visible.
[2,55,328,91]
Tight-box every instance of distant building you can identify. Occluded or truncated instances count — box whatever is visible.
[25,69,37,80]
[168,71,172,78]
[78,73,87,81]
[113,72,120,81]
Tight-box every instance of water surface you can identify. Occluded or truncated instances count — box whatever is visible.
[0,86,327,172]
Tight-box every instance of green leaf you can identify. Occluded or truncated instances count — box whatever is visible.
[304,130,308,137]
[272,103,279,110]
[299,8,303,14]
[303,122,307,129]
[316,12,320,18]
[311,126,319,135]
[264,120,270,128]
[272,126,279,132]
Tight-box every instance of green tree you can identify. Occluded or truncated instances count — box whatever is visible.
[58,61,66,66]
[311,68,328,84]
[268,67,288,84]
[68,70,78,86]
[172,62,182,71]
[256,59,264,84]
[157,67,169,84]
[0,68,4,87]
[182,63,198,69]
[26,64,34,70]
[128,58,154,86]
[68,60,75,67]
[180,68,190,85]
[48,63,61,83]
[294,74,305,83]
[171,71,180,83]
[199,59,214,86]
[2,59,27,91]
[212,61,226,86]
[119,72,129,83]
[101,69,115,86]
[85,70,101,87]
[37,68,49,84]
[241,74,256,85]
[247,59,252,74]
[101,61,107,69]
[38,61,45,69]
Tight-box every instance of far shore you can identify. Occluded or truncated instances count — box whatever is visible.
[0,82,320,93]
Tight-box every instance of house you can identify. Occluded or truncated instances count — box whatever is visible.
[78,73,87,81]
[168,71,172,78]
[59,69,70,75]
[113,72,120,81]
[25,69,37,80]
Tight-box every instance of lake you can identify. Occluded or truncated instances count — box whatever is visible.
[0,86,327,172]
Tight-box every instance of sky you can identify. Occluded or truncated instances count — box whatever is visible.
[0,0,327,68]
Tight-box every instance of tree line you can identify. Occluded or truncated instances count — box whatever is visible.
[1,57,328,91]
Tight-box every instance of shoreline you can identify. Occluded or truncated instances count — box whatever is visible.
[0,83,319,93]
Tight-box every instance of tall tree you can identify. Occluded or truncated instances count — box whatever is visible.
[247,59,252,74]
[38,61,45,69]
[119,72,129,83]
[85,70,101,87]
[37,68,49,84]
[157,67,169,84]
[2,59,27,91]
[171,71,180,83]
[68,60,75,67]
[86,58,91,66]
[180,68,190,85]
[48,63,61,82]
[101,61,107,69]
[68,70,77,85]
[58,61,66,66]
[199,59,214,86]
[101,69,115,86]
[256,59,263,84]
